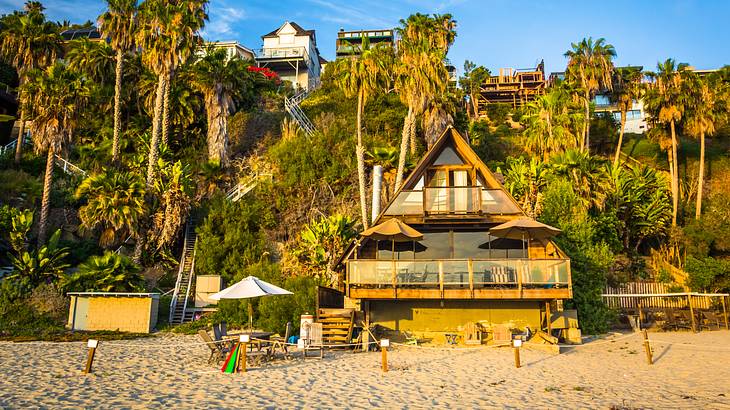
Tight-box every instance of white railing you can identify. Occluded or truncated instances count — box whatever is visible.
[54,155,87,177]
[284,89,316,136]
[256,46,310,62]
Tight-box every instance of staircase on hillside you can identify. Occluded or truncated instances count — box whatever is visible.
[284,89,316,136]
[169,217,198,324]
[225,173,273,202]
[1,128,87,177]
[317,308,355,345]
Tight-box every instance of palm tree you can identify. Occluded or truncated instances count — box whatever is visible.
[0,2,62,163]
[564,37,616,152]
[521,85,578,159]
[20,63,89,244]
[136,0,207,189]
[609,66,643,166]
[394,13,456,190]
[75,168,146,248]
[190,47,250,166]
[549,149,609,211]
[98,0,138,164]
[65,37,115,83]
[331,39,392,228]
[63,251,144,292]
[682,71,726,219]
[644,59,688,226]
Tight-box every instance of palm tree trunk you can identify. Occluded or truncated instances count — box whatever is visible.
[470,92,479,119]
[583,90,590,152]
[38,147,55,245]
[614,110,627,166]
[146,74,166,189]
[14,110,25,164]
[409,109,417,155]
[356,89,369,228]
[162,72,171,146]
[133,233,144,264]
[206,90,228,166]
[112,49,124,164]
[395,106,413,191]
[670,119,679,226]
[695,131,705,219]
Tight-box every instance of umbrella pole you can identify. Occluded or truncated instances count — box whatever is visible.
[248,303,253,333]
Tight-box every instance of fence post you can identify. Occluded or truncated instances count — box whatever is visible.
[642,330,653,365]
[513,339,522,368]
[84,339,98,374]
[722,296,729,330]
[687,294,697,332]
[381,339,389,372]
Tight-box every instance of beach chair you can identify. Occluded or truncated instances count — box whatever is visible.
[701,311,722,330]
[269,322,292,358]
[677,310,697,331]
[198,330,231,365]
[303,322,324,359]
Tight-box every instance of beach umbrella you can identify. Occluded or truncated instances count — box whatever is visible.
[360,218,423,241]
[209,276,293,331]
[489,219,561,257]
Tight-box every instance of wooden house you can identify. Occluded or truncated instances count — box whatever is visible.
[336,127,572,340]
[477,61,546,112]
[256,21,324,91]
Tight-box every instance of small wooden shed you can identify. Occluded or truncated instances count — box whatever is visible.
[67,292,160,333]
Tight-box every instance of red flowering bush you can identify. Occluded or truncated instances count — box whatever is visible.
[247,66,281,84]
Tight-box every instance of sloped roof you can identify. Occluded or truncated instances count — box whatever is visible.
[61,27,103,41]
[262,21,316,44]
[373,126,525,225]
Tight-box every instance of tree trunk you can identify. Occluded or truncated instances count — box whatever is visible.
[409,108,417,155]
[38,147,55,245]
[206,89,229,166]
[162,72,171,146]
[695,131,705,219]
[470,92,479,119]
[583,90,590,152]
[112,49,124,163]
[670,119,679,226]
[14,112,25,164]
[395,106,413,191]
[356,89,369,229]
[614,109,627,166]
[133,233,144,264]
[146,74,166,189]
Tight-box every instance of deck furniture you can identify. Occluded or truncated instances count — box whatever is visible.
[198,330,230,365]
[445,333,459,345]
[677,310,698,332]
[268,322,293,358]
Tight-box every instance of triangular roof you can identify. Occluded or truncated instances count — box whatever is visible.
[262,21,316,44]
[373,126,525,225]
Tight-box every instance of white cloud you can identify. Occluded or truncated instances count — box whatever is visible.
[201,2,247,41]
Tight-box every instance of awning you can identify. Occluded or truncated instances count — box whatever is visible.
[360,218,423,242]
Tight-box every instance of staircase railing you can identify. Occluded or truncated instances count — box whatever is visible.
[2,133,87,177]
[284,90,316,137]
[169,218,197,323]
[225,173,273,202]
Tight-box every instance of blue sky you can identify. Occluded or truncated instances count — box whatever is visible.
[1,0,728,75]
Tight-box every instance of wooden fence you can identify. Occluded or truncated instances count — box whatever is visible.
[603,282,719,310]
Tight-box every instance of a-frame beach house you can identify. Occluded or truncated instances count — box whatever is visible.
[337,127,572,340]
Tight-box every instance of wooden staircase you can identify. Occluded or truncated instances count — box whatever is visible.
[169,217,197,324]
[317,308,355,345]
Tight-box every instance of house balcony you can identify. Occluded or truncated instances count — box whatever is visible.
[255,47,310,69]
[346,258,571,300]
[384,187,522,220]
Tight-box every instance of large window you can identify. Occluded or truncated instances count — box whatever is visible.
[373,230,527,260]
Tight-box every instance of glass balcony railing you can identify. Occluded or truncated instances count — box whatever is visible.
[384,188,522,216]
[256,47,309,62]
[347,258,571,289]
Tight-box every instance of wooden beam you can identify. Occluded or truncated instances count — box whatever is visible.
[688,294,697,332]
[723,296,729,330]
[545,300,552,335]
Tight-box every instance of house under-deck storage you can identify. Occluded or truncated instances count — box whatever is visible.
[337,127,573,341]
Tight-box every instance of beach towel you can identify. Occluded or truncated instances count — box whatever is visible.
[221,343,241,373]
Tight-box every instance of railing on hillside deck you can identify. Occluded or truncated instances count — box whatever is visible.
[384,188,522,217]
[346,258,571,295]
[603,282,716,310]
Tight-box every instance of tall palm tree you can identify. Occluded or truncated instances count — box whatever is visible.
[75,168,146,248]
[98,0,138,164]
[331,39,393,228]
[564,37,616,152]
[644,59,688,226]
[0,2,62,163]
[394,13,456,190]
[136,0,207,189]
[190,47,250,166]
[521,85,578,159]
[682,71,726,219]
[20,63,89,244]
[609,66,643,166]
[549,149,610,211]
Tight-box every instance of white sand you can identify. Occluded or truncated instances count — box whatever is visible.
[1,330,729,408]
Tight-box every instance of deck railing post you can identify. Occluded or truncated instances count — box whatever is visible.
[468,258,474,298]
[439,261,444,299]
[392,259,397,299]
[518,260,524,295]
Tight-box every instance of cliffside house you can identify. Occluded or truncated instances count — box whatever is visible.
[256,21,324,91]
[335,28,395,58]
[477,61,546,113]
[203,41,255,61]
[336,127,572,341]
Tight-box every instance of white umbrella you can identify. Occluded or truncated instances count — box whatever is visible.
[209,276,292,332]
[209,276,293,300]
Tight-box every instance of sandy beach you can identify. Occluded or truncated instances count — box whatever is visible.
[1,330,729,409]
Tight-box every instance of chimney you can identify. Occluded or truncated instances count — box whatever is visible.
[371,165,383,223]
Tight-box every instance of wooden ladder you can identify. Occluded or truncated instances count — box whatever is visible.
[317,308,355,346]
